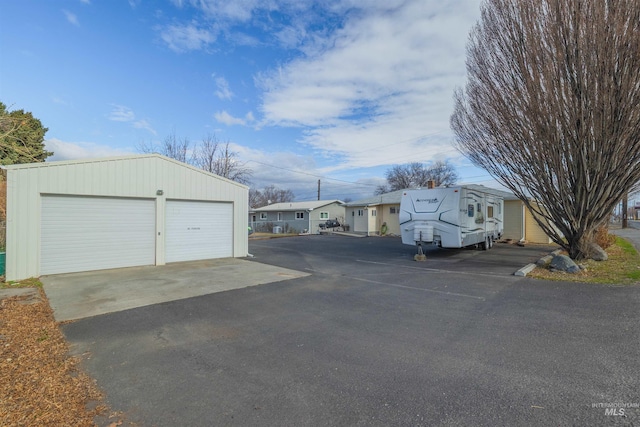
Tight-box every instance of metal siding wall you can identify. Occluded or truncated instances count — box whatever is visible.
[5,156,248,280]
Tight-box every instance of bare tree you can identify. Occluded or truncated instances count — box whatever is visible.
[213,142,252,185]
[192,133,219,173]
[450,0,640,259]
[249,185,295,208]
[139,132,253,185]
[137,131,190,163]
[375,160,459,194]
[192,134,252,185]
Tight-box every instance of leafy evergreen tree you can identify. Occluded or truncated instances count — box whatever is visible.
[0,102,52,165]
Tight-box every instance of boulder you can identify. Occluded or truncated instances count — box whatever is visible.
[550,254,581,274]
[588,242,608,261]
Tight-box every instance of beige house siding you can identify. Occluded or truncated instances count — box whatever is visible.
[345,204,400,235]
[525,203,554,244]
[503,199,554,244]
[503,200,524,241]
[380,204,401,235]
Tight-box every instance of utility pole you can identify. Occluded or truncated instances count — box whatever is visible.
[622,193,628,228]
[317,179,321,200]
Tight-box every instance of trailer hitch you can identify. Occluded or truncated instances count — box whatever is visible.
[414,231,427,262]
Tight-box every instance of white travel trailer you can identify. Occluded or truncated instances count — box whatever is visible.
[400,185,504,251]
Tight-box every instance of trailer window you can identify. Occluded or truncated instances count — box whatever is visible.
[488,206,494,218]
[468,204,474,217]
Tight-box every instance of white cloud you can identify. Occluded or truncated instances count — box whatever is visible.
[234,144,381,201]
[63,10,79,26]
[45,138,132,161]
[213,75,233,100]
[80,0,91,4]
[133,119,157,135]
[255,0,480,170]
[159,0,482,176]
[180,0,260,22]
[160,22,216,52]
[214,110,254,126]
[108,104,135,122]
[108,104,156,134]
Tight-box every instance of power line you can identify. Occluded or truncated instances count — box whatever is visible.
[246,159,380,187]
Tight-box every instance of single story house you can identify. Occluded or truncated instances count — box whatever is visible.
[3,154,248,281]
[250,200,345,234]
[343,189,405,236]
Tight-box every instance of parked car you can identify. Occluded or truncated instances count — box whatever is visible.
[319,219,341,230]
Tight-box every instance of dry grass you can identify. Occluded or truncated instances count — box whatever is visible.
[529,237,640,285]
[0,286,112,426]
[0,277,43,289]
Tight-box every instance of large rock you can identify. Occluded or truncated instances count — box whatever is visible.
[550,254,581,274]
[588,242,608,261]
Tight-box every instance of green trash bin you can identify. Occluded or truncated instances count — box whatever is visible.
[0,252,5,276]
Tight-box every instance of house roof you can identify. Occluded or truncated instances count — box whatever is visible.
[344,185,515,207]
[253,200,344,212]
[343,189,406,207]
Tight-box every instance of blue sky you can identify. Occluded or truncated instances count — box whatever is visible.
[0,0,496,201]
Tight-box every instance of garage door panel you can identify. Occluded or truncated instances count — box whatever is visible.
[166,201,233,263]
[41,196,156,275]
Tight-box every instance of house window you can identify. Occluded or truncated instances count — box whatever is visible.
[296,212,304,219]
[277,212,283,221]
[389,206,397,214]
[371,209,377,217]
[260,212,267,220]
[488,206,494,218]
[357,209,364,216]
[320,212,329,219]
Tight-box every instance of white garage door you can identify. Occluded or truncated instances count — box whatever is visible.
[166,200,233,263]
[41,196,156,275]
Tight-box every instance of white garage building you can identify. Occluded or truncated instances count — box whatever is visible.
[3,154,248,281]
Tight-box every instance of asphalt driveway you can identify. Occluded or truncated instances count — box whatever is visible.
[60,235,640,426]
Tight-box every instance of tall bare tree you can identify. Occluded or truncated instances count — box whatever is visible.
[214,142,253,185]
[137,131,190,163]
[375,160,458,195]
[192,133,218,173]
[451,0,640,259]
[191,134,252,184]
[139,132,253,185]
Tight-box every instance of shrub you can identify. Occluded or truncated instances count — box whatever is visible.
[594,226,616,250]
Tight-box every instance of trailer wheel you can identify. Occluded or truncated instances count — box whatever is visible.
[488,236,494,249]
[480,238,488,250]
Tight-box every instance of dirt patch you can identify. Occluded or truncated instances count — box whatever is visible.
[0,287,119,426]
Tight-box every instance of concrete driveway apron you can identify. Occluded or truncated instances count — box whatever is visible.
[41,258,309,322]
